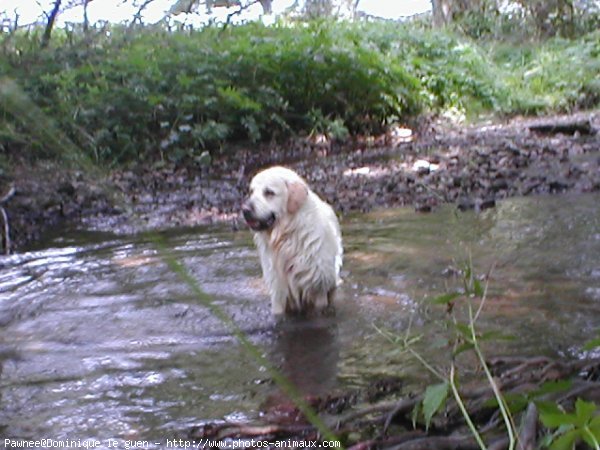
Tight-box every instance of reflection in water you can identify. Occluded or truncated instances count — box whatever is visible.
[0,193,598,442]
[272,317,339,396]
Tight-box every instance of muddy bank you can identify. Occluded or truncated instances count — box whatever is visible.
[104,111,600,231]
[0,163,117,251]
[3,111,600,250]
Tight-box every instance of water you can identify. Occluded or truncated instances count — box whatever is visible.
[0,193,599,445]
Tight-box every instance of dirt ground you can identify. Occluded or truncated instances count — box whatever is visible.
[2,111,599,251]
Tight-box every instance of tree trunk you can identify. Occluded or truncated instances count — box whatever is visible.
[431,0,452,27]
[41,0,62,48]
[259,0,272,14]
[303,0,334,19]
[83,0,90,33]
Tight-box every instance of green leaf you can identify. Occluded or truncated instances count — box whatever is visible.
[575,398,597,425]
[453,341,475,356]
[540,411,578,429]
[473,278,484,297]
[454,323,474,340]
[533,380,572,397]
[537,401,564,416]
[480,330,516,342]
[582,426,600,449]
[549,429,580,450]
[589,415,600,432]
[431,292,462,305]
[422,382,449,430]
[582,337,600,351]
[539,432,555,448]
[194,150,212,166]
[431,337,449,349]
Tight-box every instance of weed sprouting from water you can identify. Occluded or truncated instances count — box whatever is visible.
[376,255,600,449]
[152,235,343,447]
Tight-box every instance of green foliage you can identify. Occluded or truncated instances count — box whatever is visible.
[539,399,600,450]
[484,380,573,414]
[583,336,600,352]
[493,31,600,113]
[421,382,450,430]
[1,21,598,165]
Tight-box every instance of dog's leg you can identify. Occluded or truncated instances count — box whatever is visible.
[269,282,288,315]
[321,288,337,316]
[314,292,330,313]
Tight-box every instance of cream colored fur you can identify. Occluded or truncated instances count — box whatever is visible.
[244,166,343,315]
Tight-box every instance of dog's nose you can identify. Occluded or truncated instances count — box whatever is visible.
[242,201,254,221]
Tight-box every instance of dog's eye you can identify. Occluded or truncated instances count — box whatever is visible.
[263,188,276,198]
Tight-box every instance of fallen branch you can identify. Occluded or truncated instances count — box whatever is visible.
[517,403,538,450]
[529,119,596,135]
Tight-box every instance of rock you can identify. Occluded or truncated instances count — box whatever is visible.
[477,198,496,211]
[457,197,475,211]
[548,178,571,192]
[412,159,431,176]
[492,178,509,191]
[415,203,432,213]
[58,181,76,196]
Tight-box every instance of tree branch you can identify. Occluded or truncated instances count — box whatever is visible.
[221,0,260,32]
[129,0,157,27]
[41,0,62,48]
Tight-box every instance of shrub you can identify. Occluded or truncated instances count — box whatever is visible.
[1,21,598,165]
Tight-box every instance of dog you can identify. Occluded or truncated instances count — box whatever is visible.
[242,166,343,315]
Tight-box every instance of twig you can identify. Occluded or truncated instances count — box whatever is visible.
[517,403,537,450]
[556,380,600,403]
[487,436,510,450]
[496,356,554,380]
[335,400,404,428]
[383,396,422,434]
[488,356,552,367]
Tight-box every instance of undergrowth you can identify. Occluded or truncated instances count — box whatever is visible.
[378,258,600,450]
[0,21,598,166]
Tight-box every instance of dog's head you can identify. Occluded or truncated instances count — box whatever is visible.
[242,166,308,232]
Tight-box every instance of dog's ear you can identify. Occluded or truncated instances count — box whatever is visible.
[286,181,308,214]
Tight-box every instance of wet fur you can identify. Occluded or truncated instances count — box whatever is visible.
[243,167,343,315]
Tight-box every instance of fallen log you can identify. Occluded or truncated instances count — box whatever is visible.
[529,119,596,135]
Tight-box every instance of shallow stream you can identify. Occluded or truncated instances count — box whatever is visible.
[1,193,599,446]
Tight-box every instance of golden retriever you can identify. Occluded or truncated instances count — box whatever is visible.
[242,166,343,315]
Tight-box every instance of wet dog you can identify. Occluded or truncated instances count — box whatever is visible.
[242,166,343,315]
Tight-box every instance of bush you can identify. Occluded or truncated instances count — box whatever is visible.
[1,21,598,165]
[2,22,422,164]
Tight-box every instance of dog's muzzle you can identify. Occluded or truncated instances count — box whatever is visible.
[242,201,276,231]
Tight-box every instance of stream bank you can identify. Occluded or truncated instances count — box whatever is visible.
[2,111,599,251]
